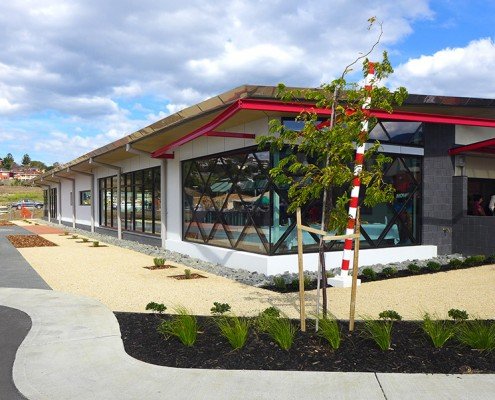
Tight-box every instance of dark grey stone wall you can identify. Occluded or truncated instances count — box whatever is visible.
[452,176,495,255]
[422,123,456,254]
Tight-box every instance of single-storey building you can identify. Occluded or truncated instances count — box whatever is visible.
[33,85,495,275]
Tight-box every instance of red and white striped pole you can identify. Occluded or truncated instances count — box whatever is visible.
[330,62,375,288]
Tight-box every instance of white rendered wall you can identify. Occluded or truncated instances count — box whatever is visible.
[166,238,437,275]
[59,179,72,223]
[455,125,495,145]
[74,175,92,225]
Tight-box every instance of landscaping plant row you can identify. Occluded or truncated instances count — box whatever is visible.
[145,301,495,353]
[264,254,492,292]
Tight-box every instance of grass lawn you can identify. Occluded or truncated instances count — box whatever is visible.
[0,185,43,206]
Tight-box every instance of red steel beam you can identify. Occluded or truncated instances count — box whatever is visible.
[449,138,495,155]
[204,131,256,139]
[151,101,242,158]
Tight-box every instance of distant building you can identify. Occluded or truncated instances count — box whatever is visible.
[0,170,12,180]
[11,167,44,181]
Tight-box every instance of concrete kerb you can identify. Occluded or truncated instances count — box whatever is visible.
[1,288,494,400]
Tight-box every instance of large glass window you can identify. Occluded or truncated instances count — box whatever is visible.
[99,166,161,235]
[182,144,423,255]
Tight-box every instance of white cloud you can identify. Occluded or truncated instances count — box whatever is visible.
[390,38,495,97]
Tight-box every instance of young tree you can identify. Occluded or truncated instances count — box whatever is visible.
[21,153,31,166]
[258,20,408,316]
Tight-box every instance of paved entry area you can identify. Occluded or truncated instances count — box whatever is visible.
[0,225,51,289]
[21,225,66,235]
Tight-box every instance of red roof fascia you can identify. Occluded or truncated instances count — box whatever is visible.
[151,98,495,158]
[448,138,495,155]
[372,110,495,128]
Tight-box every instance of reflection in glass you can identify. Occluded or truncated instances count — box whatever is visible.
[182,139,422,254]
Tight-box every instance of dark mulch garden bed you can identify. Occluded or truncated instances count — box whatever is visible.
[115,313,495,374]
[6,234,57,248]
[144,264,177,270]
[0,221,14,226]
[168,273,207,280]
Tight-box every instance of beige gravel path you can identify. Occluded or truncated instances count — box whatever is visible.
[11,222,495,321]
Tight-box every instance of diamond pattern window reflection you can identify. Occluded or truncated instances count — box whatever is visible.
[183,136,422,255]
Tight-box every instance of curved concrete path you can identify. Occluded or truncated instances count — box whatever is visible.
[1,288,494,400]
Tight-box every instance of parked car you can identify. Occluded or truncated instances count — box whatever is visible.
[11,199,44,209]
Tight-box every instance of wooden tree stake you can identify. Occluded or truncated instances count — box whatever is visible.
[296,207,306,332]
[349,207,361,332]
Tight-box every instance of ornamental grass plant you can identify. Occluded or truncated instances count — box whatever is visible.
[158,307,198,347]
[422,313,454,348]
[215,315,250,350]
[257,312,296,351]
[456,319,495,352]
[363,310,402,351]
[317,316,341,350]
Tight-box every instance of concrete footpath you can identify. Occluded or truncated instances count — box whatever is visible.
[0,225,50,289]
[0,287,494,400]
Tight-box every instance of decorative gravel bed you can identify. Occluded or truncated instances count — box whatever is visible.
[40,220,466,288]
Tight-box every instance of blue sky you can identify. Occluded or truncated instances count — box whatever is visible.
[0,0,494,166]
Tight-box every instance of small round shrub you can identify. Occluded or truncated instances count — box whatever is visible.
[362,267,377,281]
[379,310,402,321]
[448,258,463,269]
[272,276,286,291]
[407,263,421,274]
[463,255,486,267]
[427,261,441,272]
[380,267,398,278]
[448,308,469,322]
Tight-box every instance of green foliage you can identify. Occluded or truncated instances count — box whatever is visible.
[448,308,469,322]
[158,307,198,347]
[379,310,402,321]
[448,258,463,269]
[153,257,165,267]
[145,302,167,314]
[71,234,78,239]
[260,306,281,319]
[317,316,341,349]
[256,307,281,332]
[363,318,394,351]
[290,274,313,290]
[361,267,377,281]
[484,254,495,264]
[456,320,495,351]
[184,269,192,279]
[422,313,454,348]
[2,153,14,170]
[258,314,296,351]
[215,316,250,350]
[21,153,31,166]
[210,302,231,315]
[463,255,486,267]
[407,263,421,274]
[380,267,398,278]
[92,241,99,247]
[256,42,407,233]
[426,261,441,272]
[273,276,286,291]
[82,238,89,243]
